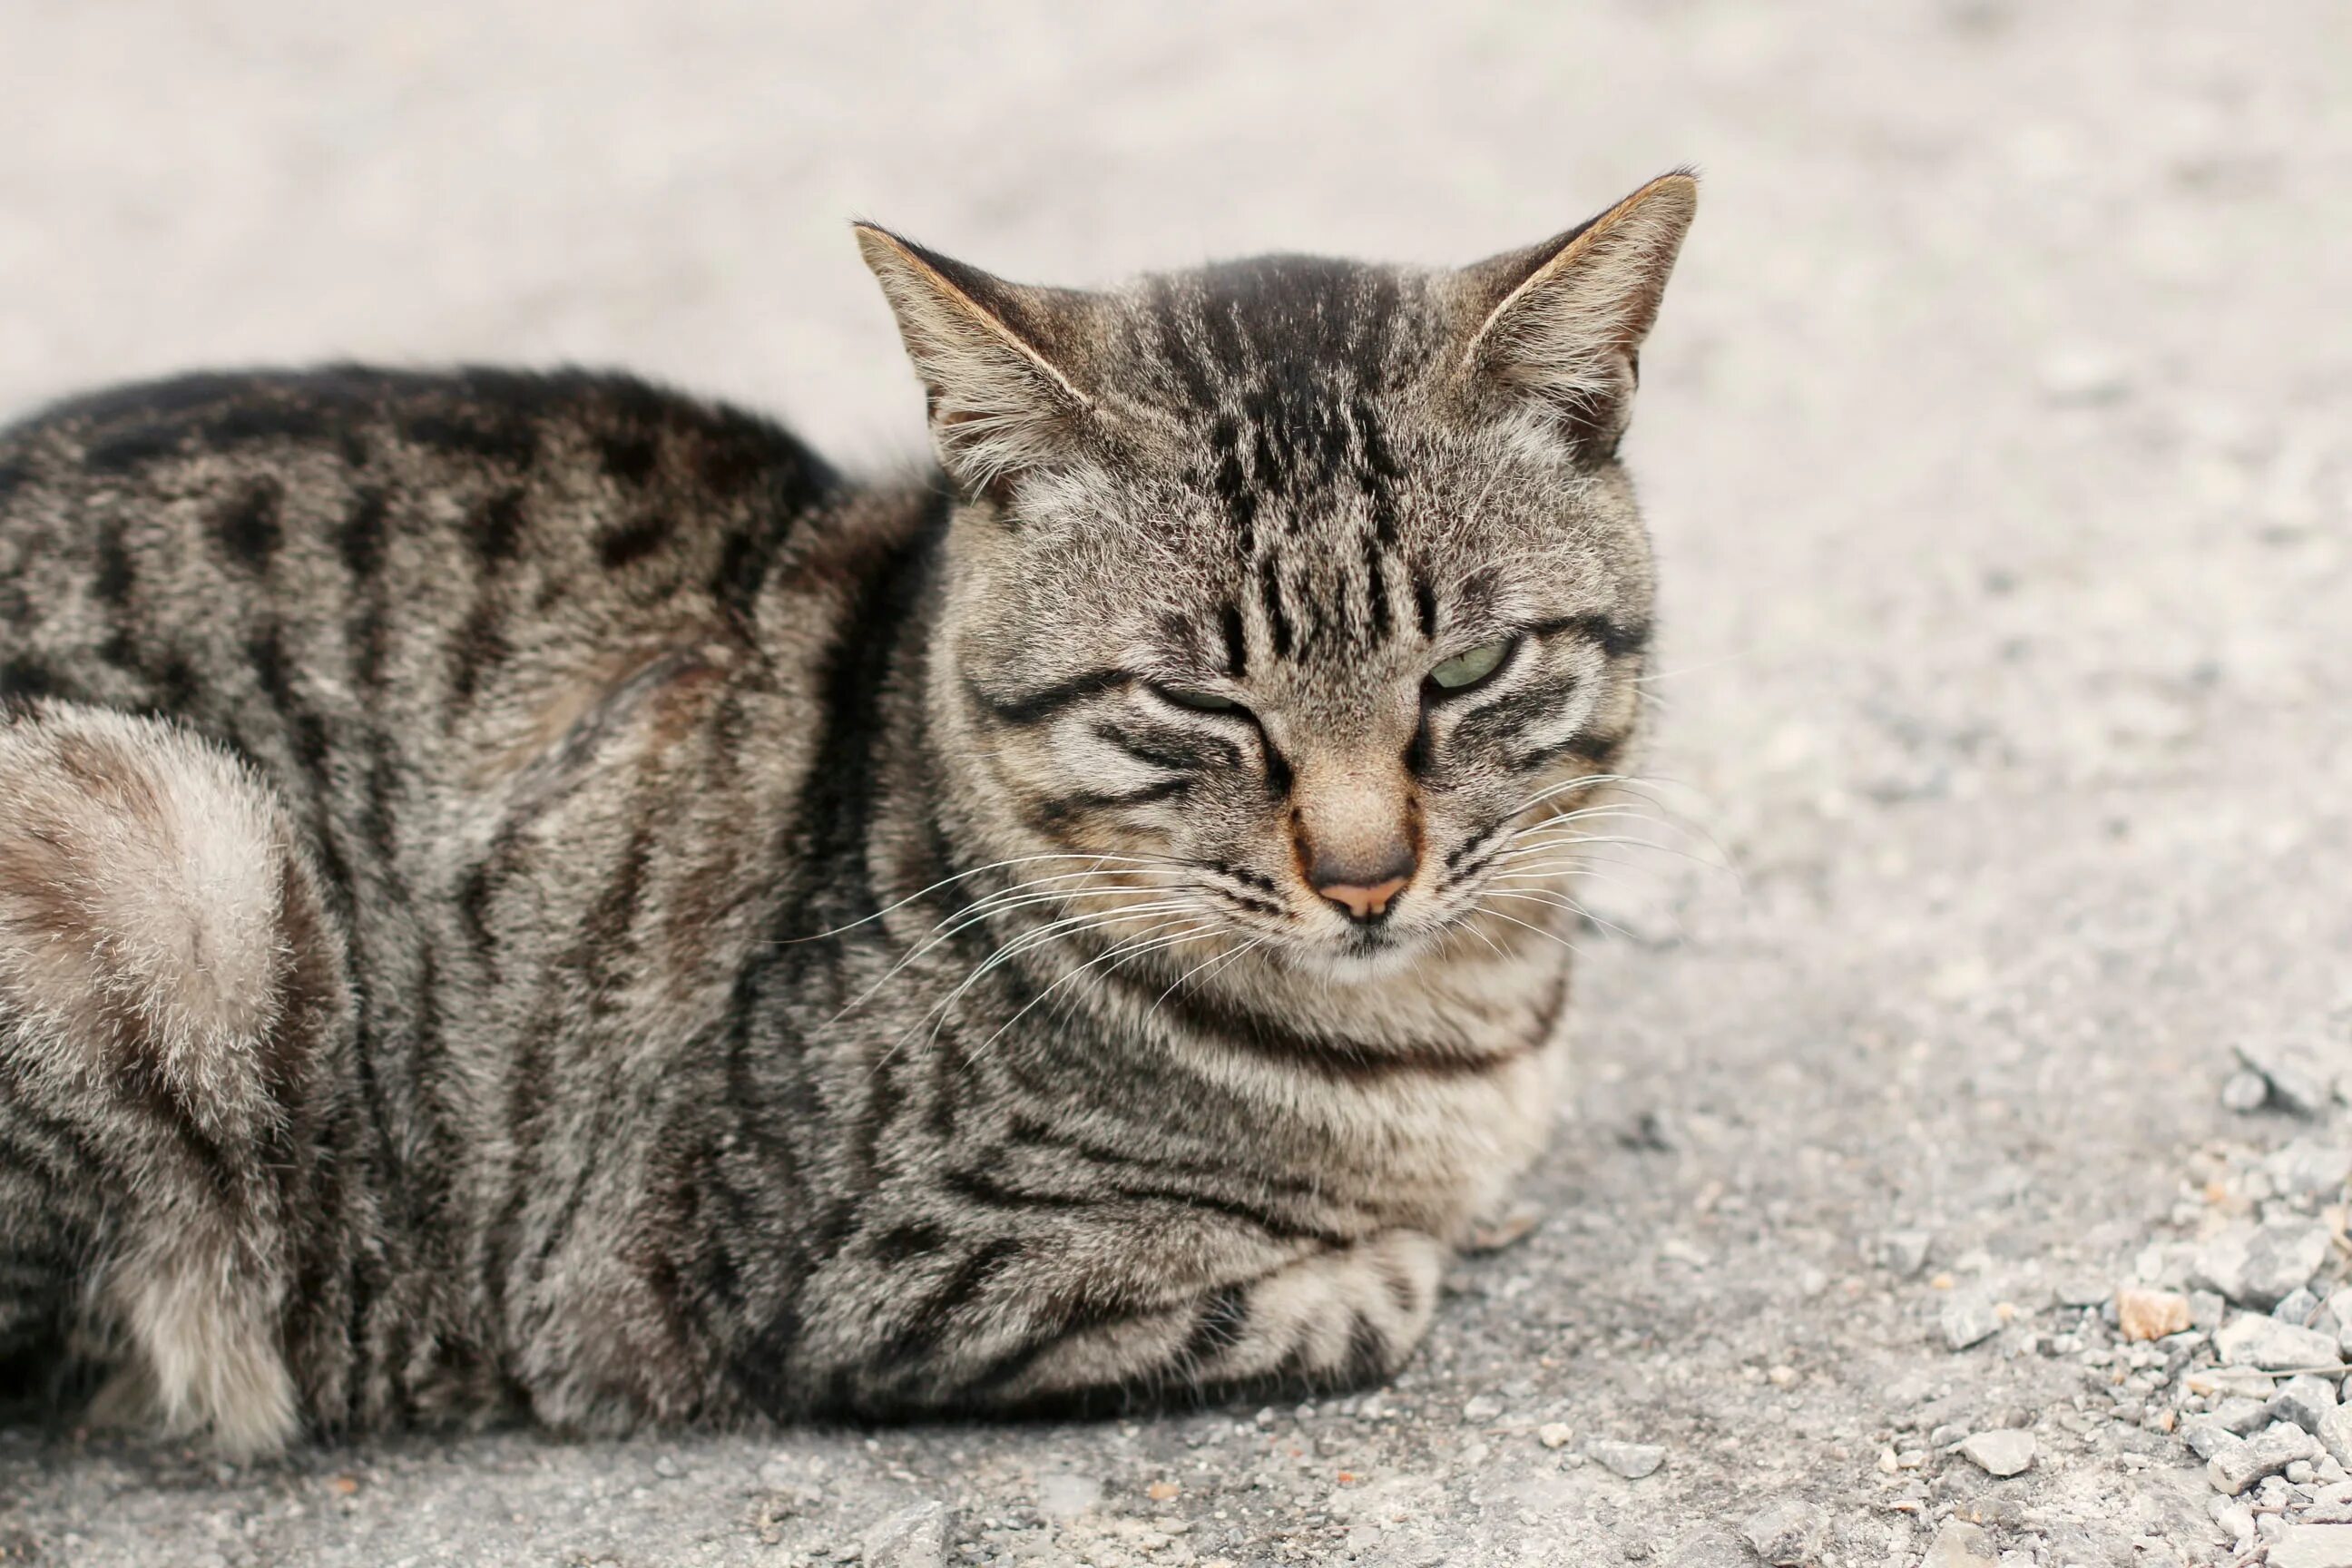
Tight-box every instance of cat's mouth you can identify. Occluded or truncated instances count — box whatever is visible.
[1290,920,1433,982]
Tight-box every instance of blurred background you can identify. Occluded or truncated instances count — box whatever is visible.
[4,3,2348,1562]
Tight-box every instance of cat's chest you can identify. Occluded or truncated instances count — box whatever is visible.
[1139,959,1573,1241]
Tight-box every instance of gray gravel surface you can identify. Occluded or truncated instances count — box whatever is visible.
[3,3,2348,1563]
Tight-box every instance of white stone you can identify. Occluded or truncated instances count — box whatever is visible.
[2236,1037,2341,1118]
[2273,1372,2342,1432]
[1879,1230,1933,1277]
[2269,1142,2352,1197]
[863,1502,951,1568]
[2215,1395,2279,1434]
[2210,1422,2319,1495]
[1924,1518,2000,1568]
[1586,1440,1664,1480]
[2269,1524,2352,1568]
[2216,1314,2343,1369]
[2317,1406,2352,1469]
[1942,1291,2005,1351]
[1737,1500,1826,1565]
[2185,1423,2243,1460]
[1958,1428,2036,1477]
[2223,1070,2274,1112]
[2197,1220,2334,1310]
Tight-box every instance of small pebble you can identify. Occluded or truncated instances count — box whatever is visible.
[1880,1230,1934,1277]
[2270,1142,2352,1196]
[2273,1372,2341,1434]
[1460,1395,1503,1424]
[2268,1524,2352,1568]
[1586,1440,1664,1480]
[2235,1037,2339,1117]
[2281,1288,2326,1325]
[2317,1406,2352,1469]
[2186,1423,2244,1460]
[2210,1422,2319,1495]
[1536,1423,1573,1450]
[2217,1314,2344,1369]
[863,1501,952,1568]
[2116,1286,2191,1342]
[2223,1069,2274,1112]
[1923,1518,2000,1568]
[2197,1219,2333,1309]
[1942,1291,2005,1351]
[1958,1429,2036,1477]
[1738,1500,1826,1566]
[2213,1396,2274,1436]
[2053,1274,2111,1308]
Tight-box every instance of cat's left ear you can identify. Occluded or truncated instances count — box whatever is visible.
[1453,171,1699,458]
[854,223,1095,502]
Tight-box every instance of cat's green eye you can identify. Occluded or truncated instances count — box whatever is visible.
[1426,639,1514,692]
[1157,685,1239,713]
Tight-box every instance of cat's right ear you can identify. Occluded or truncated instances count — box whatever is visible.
[853,223,1093,503]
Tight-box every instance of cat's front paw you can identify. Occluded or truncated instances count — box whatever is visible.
[969,1229,1446,1412]
[1188,1229,1444,1393]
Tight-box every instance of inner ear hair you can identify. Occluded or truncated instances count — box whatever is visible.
[1456,170,1699,457]
[852,223,1093,504]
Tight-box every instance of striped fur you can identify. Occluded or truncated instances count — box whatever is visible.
[0,175,1694,1449]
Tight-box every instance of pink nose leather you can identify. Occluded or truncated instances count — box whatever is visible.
[1317,874,1409,922]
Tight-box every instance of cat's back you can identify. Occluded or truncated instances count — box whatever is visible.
[0,366,852,769]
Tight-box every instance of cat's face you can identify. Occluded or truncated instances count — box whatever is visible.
[861,175,1694,976]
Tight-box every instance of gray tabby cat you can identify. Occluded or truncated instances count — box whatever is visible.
[0,172,1694,1454]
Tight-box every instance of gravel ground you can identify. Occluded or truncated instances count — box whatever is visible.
[3,3,2349,1564]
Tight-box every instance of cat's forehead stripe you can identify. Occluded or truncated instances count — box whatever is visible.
[1136,256,1414,412]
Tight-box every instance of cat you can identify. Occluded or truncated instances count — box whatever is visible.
[0,172,1695,1455]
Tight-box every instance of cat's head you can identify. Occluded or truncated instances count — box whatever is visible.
[858,173,1695,977]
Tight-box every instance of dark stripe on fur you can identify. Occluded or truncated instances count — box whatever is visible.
[1219,603,1248,679]
[1026,777,1192,831]
[965,668,1129,728]
[1089,722,1240,775]
[1528,612,1650,659]
[1115,975,1534,1083]
[216,478,284,569]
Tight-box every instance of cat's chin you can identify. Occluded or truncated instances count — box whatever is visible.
[1284,927,1441,985]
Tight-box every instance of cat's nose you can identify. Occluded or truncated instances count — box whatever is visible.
[1308,847,1417,924]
